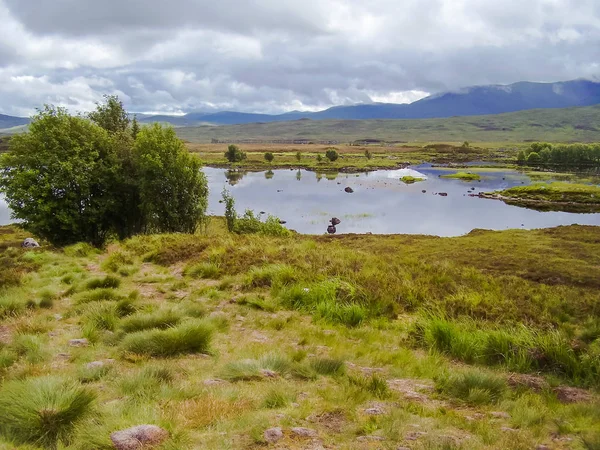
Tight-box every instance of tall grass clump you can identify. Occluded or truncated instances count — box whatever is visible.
[436,370,507,405]
[243,264,298,290]
[310,357,346,376]
[0,292,27,318]
[184,261,221,279]
[120,309,182,333]
[84,275,121,290]
[101,250,135,273]
[121,320,213,357]
[220,354,292,381]
[413,315,600,385]
[315,301,367,327]
[74,288,125,304]
[0,377,95,449]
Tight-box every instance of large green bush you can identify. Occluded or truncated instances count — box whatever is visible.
[0,97,208,246]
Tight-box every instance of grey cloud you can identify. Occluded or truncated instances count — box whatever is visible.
[0,0,599,116]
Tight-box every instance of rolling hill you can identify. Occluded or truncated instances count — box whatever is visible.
[175,104,600,143]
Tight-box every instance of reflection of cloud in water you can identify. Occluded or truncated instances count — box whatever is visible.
[204,167,600,236]
[386,168,428,179]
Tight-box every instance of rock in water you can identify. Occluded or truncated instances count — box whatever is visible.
[327,225,336,234]
[331,217,341,225]
[110,425,169,450]
[344,187,354,193]
[21,238,40,248]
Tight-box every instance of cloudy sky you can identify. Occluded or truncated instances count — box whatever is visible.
[1,0,599,116]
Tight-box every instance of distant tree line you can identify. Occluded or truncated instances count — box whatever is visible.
[517,142,600,167]
[0,96,208,246]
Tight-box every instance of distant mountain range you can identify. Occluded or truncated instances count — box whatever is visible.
[2,79,600,130]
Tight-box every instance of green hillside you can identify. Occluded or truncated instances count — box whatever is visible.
[176,105,600,143]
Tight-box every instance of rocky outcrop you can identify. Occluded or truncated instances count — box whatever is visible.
[264,427,283,443]
[110,424,169,450]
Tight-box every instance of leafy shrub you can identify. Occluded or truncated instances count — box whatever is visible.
[364,149,372,160]
[233,210,290,237]
[224,144,246,163]
[0,377,95,449]
[295,151,301,161]
[121,320,213,357]
[325,149,339,162]
[264,152,274,163]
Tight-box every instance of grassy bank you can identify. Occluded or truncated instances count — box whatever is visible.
[189,142,516,171]
[483,182,600,212]
[0,223,599,449]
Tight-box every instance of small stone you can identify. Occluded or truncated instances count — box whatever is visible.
[356,435,385,442]
[490,411,510,419]
[344,187,354,193]
[553,386,592,404]
[264,427,283,443]
[396,447,411,450]
[53,314,63,320]
[86,361,106,369]
[291,427,318,437]
[203,378,228,386]
[364,406,385,415]
[68,338,89,347]
[405,431,428,441]
[110,424,169,450]
[501,427,518,432]
[21,238,40,248]
[260,369,278,378]
[536,445,551,450]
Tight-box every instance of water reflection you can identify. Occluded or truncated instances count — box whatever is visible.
[224,169,248,186]
[265,170,274,180]
[204,166,600,236]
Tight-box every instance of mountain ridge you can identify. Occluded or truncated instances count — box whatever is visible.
[2,79,600,129]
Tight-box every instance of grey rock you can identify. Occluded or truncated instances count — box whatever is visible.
[356,435,385,442]
[344,187,354,193]
[68,338,89,347]
[260,369,278,378]
[110,424,169,450]
[331,217,341,225]
[327,225,336,234]
[264,427,283,443]
[490,411,510,419]
[291,427,318,437]
[21,238,40,248]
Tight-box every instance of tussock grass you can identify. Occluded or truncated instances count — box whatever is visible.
[0,376,95,449]
[310,357,346,376]
[84,275,121,290]
[436,370,507,405]
[184,261,221,279]
[243,264,297,289]
[63,242,97,258]
[120,320,214,357]
[263,386,294,408]
[413,315,600,385]
[120,309,182,333]
[78,363,112,383]
[0,291,27,318]
[348,374,391,399]
[119,364,175,399]
[11,334,49,364]
[101,249,135,274]
[220,354,292,381]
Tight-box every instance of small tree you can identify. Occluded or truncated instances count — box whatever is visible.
[364,149,372,160]
[325,149,339,162]
[527,152,541,165]
[296,151,301,161]
[221,189,236,232]
[135,124,208,234]
[316,154,323,162]
[88,95,130,133]
[224,144,246,163]
[0,106,121,246]
[264,152,274,163]
[131,115,140,140]
[516,150,526,165]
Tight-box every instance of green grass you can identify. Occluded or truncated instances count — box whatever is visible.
[400,176,425,183]
[0,377,95,449]
[120,320,214,357]
[84,275,121,290]
[439,171,482,181]
[1,222,600,449]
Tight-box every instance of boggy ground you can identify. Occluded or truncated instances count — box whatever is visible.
[186,142,515,172]
[0,223,599,449]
